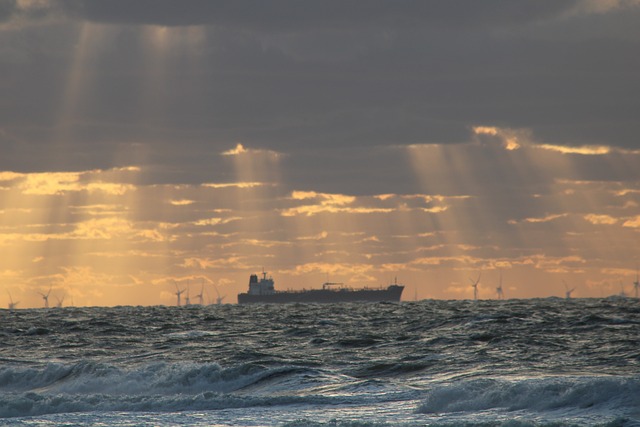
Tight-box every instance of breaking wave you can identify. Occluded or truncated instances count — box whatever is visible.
[1,299,639,425]
[417,376,640,417]
[0,361,339,418]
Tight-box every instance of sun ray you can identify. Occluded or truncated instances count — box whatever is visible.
[54,22,112,148]
[406,125,640,298]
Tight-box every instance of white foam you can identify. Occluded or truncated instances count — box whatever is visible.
[416,376,640,416]
[0,361,338,418]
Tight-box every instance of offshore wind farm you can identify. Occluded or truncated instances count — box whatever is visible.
[7,268,640,310]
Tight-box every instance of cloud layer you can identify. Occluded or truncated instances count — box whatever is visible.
[1,1,639,306]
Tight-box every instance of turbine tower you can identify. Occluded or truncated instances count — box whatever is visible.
[7,291,18,312]
[496,271,504,300]
[195,280,204,305]
[469,273,481,301]
[55,295,65,308]
[634,267,639,299]
[563,280,575,299]
[184,281,191,306]
[38,286,52,308]
[174,281,186,306]
[214,285,226,305]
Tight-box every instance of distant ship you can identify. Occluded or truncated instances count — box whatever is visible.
[237,272,404,304]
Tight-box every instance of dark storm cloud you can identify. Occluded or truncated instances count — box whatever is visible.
[0,0,15,23]
[1,0,639,186]
[57,0,579,30]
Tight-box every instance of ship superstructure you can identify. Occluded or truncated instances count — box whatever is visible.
[247,272,276,295]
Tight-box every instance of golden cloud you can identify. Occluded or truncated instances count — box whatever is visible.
[193,217,241,226]
[421,206,449,213]
[472,125,638,156]
[615,189,640,196]
[0,232,59,244]
[202,182,267,189]
[281,262,374,277]
[221,143,248,155]
[72,217,134,240]
[473,126,499,136]
[20,172,82,195]
[374,194,395,201]
[181,256,249,270]
[221,238,289,249]
[86,182,135,195]
[0,171,25,181]
[136,228,169,242]
[531,255,586,270]
[297,231,329,240]
[622,216,640,228]
[282,190,458,216]
[290,191,355,205]
[472,125,523,150]
[536,144,611,155]
[509,213,568,224]
[194,218,223,226]
[220,143,282,158]
[0,168,138,195]
[583,214,618,225]
[281,205,394,217]
[169,199,195,206]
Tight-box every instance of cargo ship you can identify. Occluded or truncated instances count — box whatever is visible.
[237,272,404,304]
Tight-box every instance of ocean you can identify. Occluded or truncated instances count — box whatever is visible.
[0,298,638,426]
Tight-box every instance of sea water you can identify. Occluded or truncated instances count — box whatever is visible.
[0,299,638,426]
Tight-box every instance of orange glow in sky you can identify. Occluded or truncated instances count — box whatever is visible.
[1,6,639,307]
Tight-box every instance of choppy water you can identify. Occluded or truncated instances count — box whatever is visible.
[1,298,639,426]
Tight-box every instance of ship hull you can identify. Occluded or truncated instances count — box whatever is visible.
[237,285,404,304]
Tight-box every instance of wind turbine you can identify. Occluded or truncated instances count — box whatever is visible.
[563,280,575,299]
[174,281,185,306]
[205,287,212,305]
[55,294,65,308]
[496,271,504,300]
[618,281,627,298]
[195,280,204,305]
[634,267,639,299]
[214,285,226,305]
[7,291,18,312]
[184,281,191,306]
[469,273,481,301]
[38,286,52,308]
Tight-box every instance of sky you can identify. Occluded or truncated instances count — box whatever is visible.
[1,0,639,307]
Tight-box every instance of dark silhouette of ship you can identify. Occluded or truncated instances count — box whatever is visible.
[237,272,404,304]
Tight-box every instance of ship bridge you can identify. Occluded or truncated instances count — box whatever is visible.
[321,282,344,290]
[248,271,275,295]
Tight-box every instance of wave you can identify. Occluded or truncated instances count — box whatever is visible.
[281,419,633,427]
[2,362,638,422]
[0,361,343,418]
[416,376,640,417]
[0,389,332,419]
